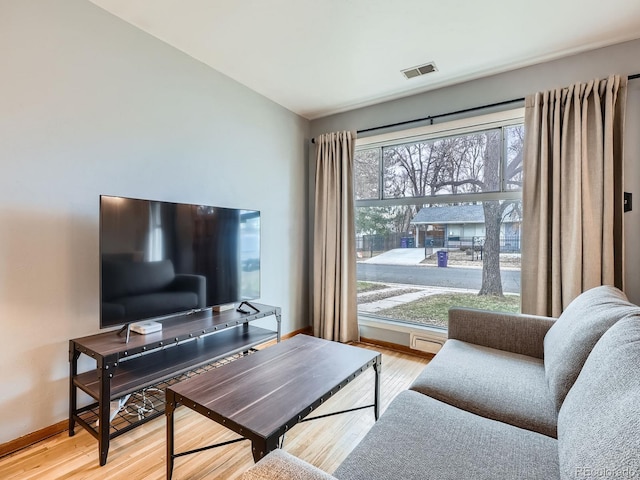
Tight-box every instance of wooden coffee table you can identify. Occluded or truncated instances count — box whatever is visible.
[165,334,381,479]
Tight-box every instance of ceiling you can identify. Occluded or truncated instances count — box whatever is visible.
[89,0,640,120]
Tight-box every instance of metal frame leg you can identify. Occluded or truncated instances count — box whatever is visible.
[251,435,280,463]
[68,344,79,437]
[373,358,381,421]
[166,389,176,480]
[275,308,282,343]
[98,367,111,466]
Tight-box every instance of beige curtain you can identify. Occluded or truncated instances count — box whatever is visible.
[312,131,359,343]
[522,75,627,317]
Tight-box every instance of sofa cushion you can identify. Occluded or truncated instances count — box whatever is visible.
[242,449,336,480]
[557,316,640,479]
[410,339,557,437]
[334,390,559,480]
[543,285,638,410]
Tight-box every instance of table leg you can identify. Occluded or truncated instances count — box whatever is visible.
[68,345,80,437]
[166,390,176,480]
[373,358,381,421]
[251,436,279,463]
[98,367,111,466]
[275,308,282,343]
[251,440,265,463]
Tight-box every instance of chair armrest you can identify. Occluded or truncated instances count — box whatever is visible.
[448,307,556,359]
[241,450,337,480]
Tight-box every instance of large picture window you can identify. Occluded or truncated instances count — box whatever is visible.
[354,110,523,331]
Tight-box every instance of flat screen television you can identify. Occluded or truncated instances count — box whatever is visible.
[99,195,260,329]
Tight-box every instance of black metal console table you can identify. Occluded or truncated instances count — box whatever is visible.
[68,304,281,466]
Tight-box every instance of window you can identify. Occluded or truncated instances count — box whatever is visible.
[354,110,524,331]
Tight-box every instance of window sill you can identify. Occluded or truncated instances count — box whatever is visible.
[358,314,447,354]
[358,315,445,336]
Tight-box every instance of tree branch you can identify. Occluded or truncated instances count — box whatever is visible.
[432,178,486,191]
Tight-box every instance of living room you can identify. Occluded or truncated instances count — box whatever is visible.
[1,0,640,478]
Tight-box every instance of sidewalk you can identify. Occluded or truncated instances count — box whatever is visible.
[361,248,426,265]
[359,248,521,270]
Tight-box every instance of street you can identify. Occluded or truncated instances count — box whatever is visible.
[357,263,521,294]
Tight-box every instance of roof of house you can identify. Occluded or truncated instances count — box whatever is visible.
[411,204,520,225]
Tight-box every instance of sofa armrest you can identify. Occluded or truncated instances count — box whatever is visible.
[171,274,206,308]
[241,450,337,480]
[448,307,556,359]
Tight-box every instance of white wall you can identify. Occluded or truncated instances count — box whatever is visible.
[311,39,640,305]
[0,0,309,444]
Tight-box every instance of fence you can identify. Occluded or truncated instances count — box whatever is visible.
[441,235,520,253]
[357,233,520,255]
[357,232,406,256]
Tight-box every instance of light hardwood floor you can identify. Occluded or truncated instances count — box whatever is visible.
[0,343,429,480]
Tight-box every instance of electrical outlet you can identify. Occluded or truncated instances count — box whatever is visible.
[624,192,632,212]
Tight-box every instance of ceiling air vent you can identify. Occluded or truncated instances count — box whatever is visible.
[401,62,437,80]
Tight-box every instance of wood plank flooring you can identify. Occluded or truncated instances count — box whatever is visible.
[0,342,429,480]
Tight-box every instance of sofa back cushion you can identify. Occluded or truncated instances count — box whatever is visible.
[102,259,175,300]
[544,285,637,410]
[557,316,640,479]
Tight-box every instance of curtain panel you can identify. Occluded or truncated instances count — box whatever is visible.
[522,75,627,317]
[312,131,359,343]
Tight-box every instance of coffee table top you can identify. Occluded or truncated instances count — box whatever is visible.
[167,334,380,440]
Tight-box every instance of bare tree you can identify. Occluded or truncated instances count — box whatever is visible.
[354,148,381,200]
[383,142,440,232]
[479,131,504,296]
[392,128,523,297]
[479,127,523,296]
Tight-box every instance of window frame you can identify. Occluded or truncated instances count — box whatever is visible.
[354,108,524,337]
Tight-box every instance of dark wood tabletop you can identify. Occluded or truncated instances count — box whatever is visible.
[166,334,381,477]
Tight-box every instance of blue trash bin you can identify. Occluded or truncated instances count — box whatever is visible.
[437,250,448,267]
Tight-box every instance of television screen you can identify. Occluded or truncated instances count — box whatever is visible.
[99,195,260,328]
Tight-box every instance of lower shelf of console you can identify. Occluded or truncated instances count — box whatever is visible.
[74,325,276,400]
[72,324,276,440]
[75,350,254,438]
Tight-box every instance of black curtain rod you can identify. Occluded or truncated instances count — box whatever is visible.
[312,73,640,143]
[310,98,521,143]
[357,97,523,136]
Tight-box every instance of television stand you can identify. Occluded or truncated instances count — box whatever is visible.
[116,323,132,343]
[68,303,281,466]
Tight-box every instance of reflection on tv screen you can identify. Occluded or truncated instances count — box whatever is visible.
[99,195,260,328]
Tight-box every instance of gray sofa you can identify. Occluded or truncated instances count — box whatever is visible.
[241,285,640,479]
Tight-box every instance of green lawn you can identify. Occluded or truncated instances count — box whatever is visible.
[357,281,387,293]
[376,292,521,328]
